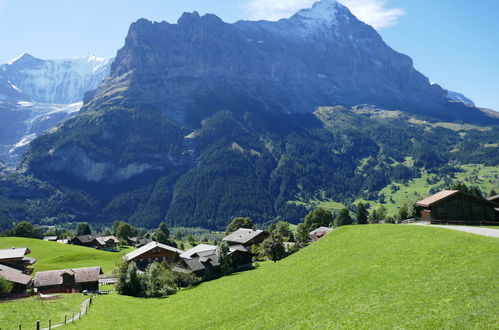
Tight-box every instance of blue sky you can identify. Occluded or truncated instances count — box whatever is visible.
[0,0,498,110]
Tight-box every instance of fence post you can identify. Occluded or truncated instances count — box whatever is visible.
[19,325,21,330]
[48,320,51,330]
[64,315,67,324]
[36,321,40,330]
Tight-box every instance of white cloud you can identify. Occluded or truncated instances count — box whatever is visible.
[241,0,405,29]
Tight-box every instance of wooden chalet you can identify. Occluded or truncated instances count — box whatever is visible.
[127,237,153,248]
[0,247,36,274]
[69,235,119,250]
[416,190,499,225]
[222,228,269,247]
[34,266,102,294]
[0,263,33,294]
[309,226,332,241]
[124,241,184,269]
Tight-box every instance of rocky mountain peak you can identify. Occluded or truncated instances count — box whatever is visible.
[292,0,341,27]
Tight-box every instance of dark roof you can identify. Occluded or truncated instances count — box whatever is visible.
[180,244,218,259]
[72,235,118,246]
[180,250,220,273]
[0,247,31,260]
[129,237,153,246]
[72,235,99,243]
[222,228,268,245]
[0,264,32,285]
[22,256,37,265]
[34,266,102,287]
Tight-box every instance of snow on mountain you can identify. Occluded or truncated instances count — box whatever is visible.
[447,90,475,106]
[1,53,111,104]
[0,54,111,169]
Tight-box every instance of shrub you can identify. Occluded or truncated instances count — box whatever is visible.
[172,271,202,288]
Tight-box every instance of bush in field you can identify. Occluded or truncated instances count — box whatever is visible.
[172,271,202,288]
[143,262,177,297]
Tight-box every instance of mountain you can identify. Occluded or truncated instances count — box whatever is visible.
[1,0,498,230]
[0,54,111,168]
[447,90,475,106]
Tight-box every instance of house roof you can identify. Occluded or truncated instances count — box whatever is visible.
[0,247,31,261]
[94,236,119,245]
[415,190,460,207]
[43,236,58,241]
[0,264,32,285]
[124,241,184,261]
[487,195,499,203]
[73,235,99,243]
[222,228,268,245]
[34,266,102,287]
[309,227,333,236]
[228,244,251,253]
[22,256,37,265]
[180,244,218,259]
[182,252,220,273]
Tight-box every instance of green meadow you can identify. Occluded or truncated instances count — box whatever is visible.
[0,294,87,329]
[72,225,498,329]
[0,237,130,273]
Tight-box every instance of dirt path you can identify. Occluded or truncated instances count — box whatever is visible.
[411,223,499,238]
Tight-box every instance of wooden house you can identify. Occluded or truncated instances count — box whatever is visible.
[416,190,499,225]
[222,228,269,247]
[69,235,119,250]
[0,247,36,274]
[124,241,184,269]
[34,266,102,294]
[0,263,33,294]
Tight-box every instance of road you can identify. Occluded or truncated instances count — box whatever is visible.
[411,223,499,238]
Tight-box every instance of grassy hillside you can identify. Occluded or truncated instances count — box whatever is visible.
[75,225,498,329]
[0,237,130,273]
[0,294,86,329]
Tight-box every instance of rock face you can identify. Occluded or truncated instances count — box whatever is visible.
[84,0,489,124]
[0,54,111,168]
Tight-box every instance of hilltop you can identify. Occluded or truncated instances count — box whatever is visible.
[73,225,499,329]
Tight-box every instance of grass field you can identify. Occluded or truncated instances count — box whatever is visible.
[0,237,131,273]
[0,294,87,329]
[74,225,498,329]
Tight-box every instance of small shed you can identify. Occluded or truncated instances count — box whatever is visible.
[34,266,102,294]
[309,227,333,241]
[416,190,498,225]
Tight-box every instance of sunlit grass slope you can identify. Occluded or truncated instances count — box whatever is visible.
[75,225,498,329]
[0,237,129,273]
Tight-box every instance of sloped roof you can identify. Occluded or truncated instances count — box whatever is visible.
[487,195,499,203]
[222,228,268,244]
[0,247,30,260]
[309,227,332,236]
[0,264,32,285]
[34,266,102,287]
[180,244,218,259]
[228,244,251,253]
[95,236,119,245]
[73,235,99,243]
[124,241,184,261]
[415,190,460,207]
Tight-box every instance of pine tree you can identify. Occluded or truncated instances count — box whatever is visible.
[334,208,353,227]
[355,202,368,224]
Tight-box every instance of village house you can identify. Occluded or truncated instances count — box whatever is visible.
[69,235,119,250]
[0,263,33,295]
[416,190,499,225]
[34,266,102,294]
[43,236,58,242]
[0,247,36,274]
[309,227,333,241]
[222,228,269,247]
[175,245,221,280]
[124,241,184,269]
[127,237,153,248]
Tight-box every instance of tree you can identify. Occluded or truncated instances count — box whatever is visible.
[303,208,333,232]
[0,277,13,297]
[334,208,353,227]
[468,186,483,198]
[368,209,378,224]
[261,235,286,262]
[355,202,368,225]
[377,205,387,221]
[114,222,137,242]
[115,261,143,297]
[155,222,176,247]
[8,221,43,238]
[271,221,293,241]
[225,217,255,235]
[218,241,233,275]
[143,262,176,297]
[295,223,310,244]
[77,222,91,236]
[397,204,409,222]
